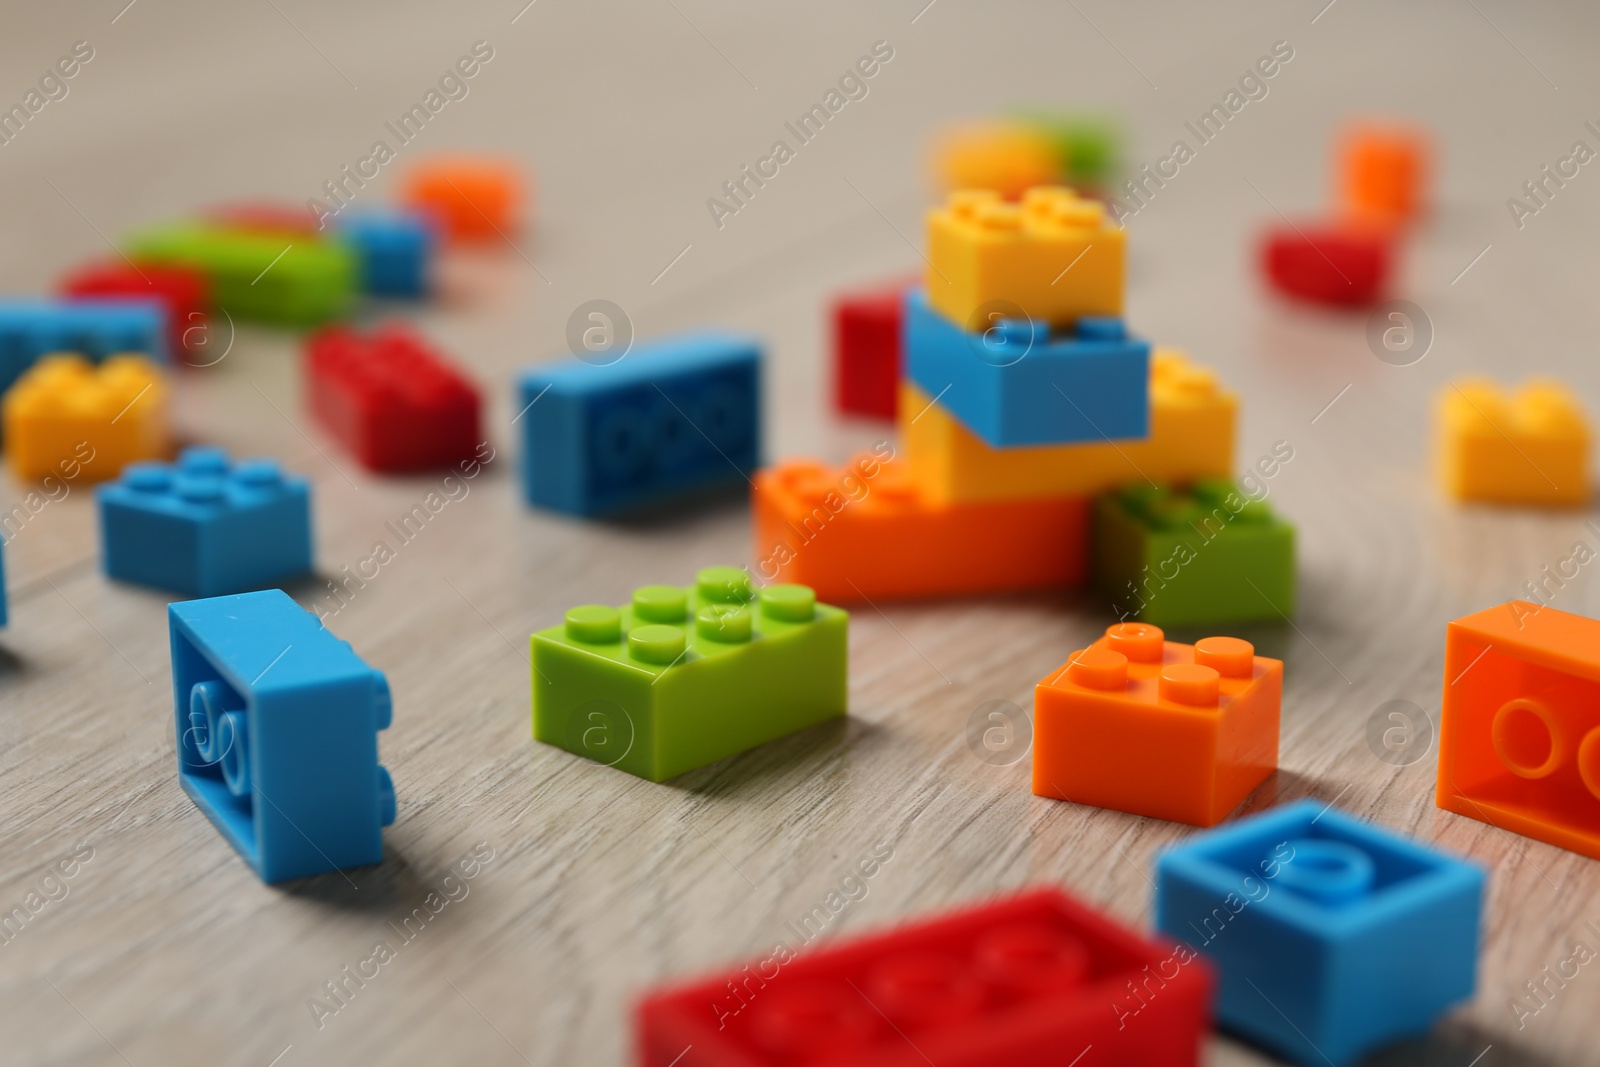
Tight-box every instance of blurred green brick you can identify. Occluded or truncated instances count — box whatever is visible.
[1094,480,1295,627]
[1014,111,1121,188]
[126,223,355,326]
[531,567,848,782]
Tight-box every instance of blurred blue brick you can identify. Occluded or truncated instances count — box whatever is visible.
[170,589,395,883]
[96,446,313,597]
[902,288,1148,447]
[0,298,168,395]
[1156,800,1485,1066]
[517,330,762,517]
[337,209,436,298]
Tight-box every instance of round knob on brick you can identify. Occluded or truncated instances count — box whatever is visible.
[747,983,881,1057]
[179,446,229,476]
[697,566,753,604]
[760,584,815,622]
[565,605,620,644]
[377,766,397,826]
[628,624,686,665]
[1103,622,1164,662]
[1067,647,1127,690]
[1273,839,1374,905]
[632,585,687,623]
[697,604,752,644]
[1194,636,1255,678]
[973,922,1090,992]
[175,476,225,503]
[973,200,1021,233]
[122,462,172,492]
[866,950,985,1027]
[1160,663,1220,705]
[232,459,283,488]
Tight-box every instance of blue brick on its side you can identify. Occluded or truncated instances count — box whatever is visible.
[337,209,437,299]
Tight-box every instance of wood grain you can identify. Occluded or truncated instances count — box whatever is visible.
[2,1,1600,1064]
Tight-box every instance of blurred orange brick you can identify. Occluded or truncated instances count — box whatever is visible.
[1034,623,1281,826]
[4,354,169,482]
[1338,121,1430,225]
[1438,601,1600,860]
[929,120,1062,201]
[1436,378,1590,507]
[751,454,1087,603]
[400,156,525,242]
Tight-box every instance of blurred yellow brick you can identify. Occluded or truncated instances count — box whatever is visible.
[929,121,1062,202]
[4,354,169,482]
[926,186,1125,332]
[1437,378,1589,507]
[900,349,1236,504]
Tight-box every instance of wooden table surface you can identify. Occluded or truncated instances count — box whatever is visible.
[3,1,1600,1064]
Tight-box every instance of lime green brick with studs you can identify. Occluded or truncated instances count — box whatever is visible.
[126,223,355,326]
[1012,111,1121,189]
[531,567,848,782]
[1093,480,1296,628]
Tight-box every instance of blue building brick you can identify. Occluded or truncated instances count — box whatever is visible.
[170,589,395,883]
[518,330,762,517]
[1156,800,1485,1066]
[903,288,1148,448]
[97,446,313,597]
[337,209,436,298]
[0,299,168,395]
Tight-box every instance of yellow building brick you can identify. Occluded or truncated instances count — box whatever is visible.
[926,186,1124,331]
[4,354,169,482]
[1437,378,1589,507]
[901,349,1236,504]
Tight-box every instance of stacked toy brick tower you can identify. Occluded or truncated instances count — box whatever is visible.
[756,186,1295,624]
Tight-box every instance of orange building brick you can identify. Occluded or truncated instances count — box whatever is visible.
[1338,121,1430,226]
[929,121,1062,201]
[4,355,168,482]
[1034,623,1281,826]
[751,454,1087,603]
[400,155,525,242]
[1438,601,1600,861]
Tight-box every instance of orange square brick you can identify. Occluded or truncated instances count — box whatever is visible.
[1438,601,1600,860]
[751,454,1087,603]
[400,156,525,242]
[1338,121,1430,226]
[1033,623,1281,826]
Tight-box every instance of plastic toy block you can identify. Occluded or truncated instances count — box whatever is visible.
[97,446,313,597]
[170,589,395,883]
[0,539,7,627]
[0,299,167,395]
[901,348,1231,505]
[306,324,481,472]
[1013,110,1121,188]
[1033,623,1280,826]
[125,223,355,326]
[531,567,846,782]
[59,261,210,362]
[4,356,168,483]
[1338,121,1430,226]
[1157,801,1485,1066]
[926,186,1125,332]
[518,330,761,517]
[831,277,916,420]
[1437,601,1600,861]
[637,886,1213,1067]
[1436,378,1590,508]
[400,156,524,242]
[1259,220,1390,306]
[205,201,323,236]
[751,455,1088,603]
[929,120,1062,201]
[1094,480,1295,627]
[335,209,436,298]
[904,288,1148,448]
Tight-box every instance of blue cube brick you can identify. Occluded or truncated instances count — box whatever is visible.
[0,299,169,394]
[903,287,1149,447]
[96,446,313,597]
[170,589,395,883]
[337,209,436,298]
[518,330,762,517]
[1156,800,1485,1066]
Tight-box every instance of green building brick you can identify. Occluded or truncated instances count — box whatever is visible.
[531,567,848,782]
[126,223,355,326]
[1013,111,1121,189]
[1094,480,1295,627]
